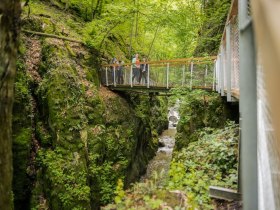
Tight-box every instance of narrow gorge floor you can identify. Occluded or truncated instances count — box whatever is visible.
[142,103,179,186]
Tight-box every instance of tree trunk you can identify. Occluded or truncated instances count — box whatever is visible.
[0,1,21,209]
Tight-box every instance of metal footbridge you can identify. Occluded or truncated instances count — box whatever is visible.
[100,55,240,98]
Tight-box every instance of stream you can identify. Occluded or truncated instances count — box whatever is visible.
[141,101,180,185]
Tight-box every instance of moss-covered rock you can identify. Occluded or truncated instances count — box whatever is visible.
[175,90,226,150]
[13,3,168,209]
[194,0,231,56]
[12,43,34,210]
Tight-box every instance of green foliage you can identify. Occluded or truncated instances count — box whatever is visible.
[12,128,33,209]
[114,179,125,204]
[168,122,239,208]
[13,53,34,209]
[103,173,188,210]
[80,0,205,59]
[174,89,226,149]
[39,148,91,209]
[194,0,231,55]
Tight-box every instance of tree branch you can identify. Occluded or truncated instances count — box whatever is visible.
[22,29,84,44]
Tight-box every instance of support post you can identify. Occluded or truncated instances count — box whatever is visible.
[226,22,232,101]
[213,60,216,91]
[217,56,220,93]
[239,0,258,209]
[105,67,108,86]
[190,62,193,90]
[124,67,127,85]
[220,47,225,96]
[113,66,116,87]
[147,64,150,88]
[130,65,133,87]
[182,64,185,86]
[166,63,169,89]
[204,65,208,87]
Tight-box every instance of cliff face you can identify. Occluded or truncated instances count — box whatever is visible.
[194,0,231,56]
[12,2,168,209]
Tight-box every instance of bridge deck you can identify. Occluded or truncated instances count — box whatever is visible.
[107,85,213,93]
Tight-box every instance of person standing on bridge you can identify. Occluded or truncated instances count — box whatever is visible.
[132,53,140,84]
[139,57,148,84]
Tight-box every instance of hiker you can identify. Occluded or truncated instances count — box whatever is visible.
[132,54,140,84]
[139,57,148,84]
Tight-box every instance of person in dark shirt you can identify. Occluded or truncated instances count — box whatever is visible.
[139,57,148,84]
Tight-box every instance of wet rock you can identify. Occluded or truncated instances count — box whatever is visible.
[158,140,165,147]
[169,116,178,123]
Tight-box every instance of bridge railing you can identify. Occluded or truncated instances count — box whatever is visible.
[100,57,216,90]
[215,13,240,101]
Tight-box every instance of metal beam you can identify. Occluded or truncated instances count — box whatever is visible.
[130,65,133,87]
[105,67,108,86]
[217,55,221,93]
[147,64,150,88]
[166,63,169,89]
[213,60,216,91]
[190,62,193,90]
[209,186,242,201]
[226,23,232,101]
[182,64,185,86]
[220,47,225,96]
[113,66,116,87]
[239,0,258,209]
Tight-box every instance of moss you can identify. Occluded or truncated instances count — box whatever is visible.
[36,121,52,147]
[194,0,231,56]
[12,128,32,210]
[21,16,43,32]
[175,90,226,150]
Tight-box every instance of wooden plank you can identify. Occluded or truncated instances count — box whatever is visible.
[231,89,240,100]
[224,89,240,100]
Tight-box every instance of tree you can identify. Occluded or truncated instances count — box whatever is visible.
[0,0,21,209]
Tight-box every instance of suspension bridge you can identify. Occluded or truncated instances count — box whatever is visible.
[100,0,280,209]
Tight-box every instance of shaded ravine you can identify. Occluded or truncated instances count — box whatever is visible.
[141,101,179,185]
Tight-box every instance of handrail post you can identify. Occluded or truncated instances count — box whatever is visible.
[166,63,169,89]
[182,64,185,86]
[226,22,232,101]
[217,54,221,93]
[190,62,193,90]
[220,47,225,96]
[147,64,150,88]
[124,66,127,85]
[213,60,216,91]
[130,65,133,87]
[113,66,116,87]
[105,67,108,86]
[204,65,208,87]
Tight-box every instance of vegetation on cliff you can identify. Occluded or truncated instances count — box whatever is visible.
[12,1,168,209]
